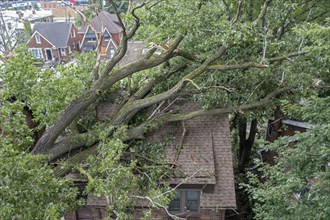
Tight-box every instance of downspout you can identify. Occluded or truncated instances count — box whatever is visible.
[57,48,61,63]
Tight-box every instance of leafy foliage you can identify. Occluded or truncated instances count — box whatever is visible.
[0,149,81,219]
[246,96,330,219]
[0,0,329,219]
[85,126,173,219]
[0,50,94,218]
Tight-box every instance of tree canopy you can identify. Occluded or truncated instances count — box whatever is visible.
[246,95,330,220]
[0,0,329,219]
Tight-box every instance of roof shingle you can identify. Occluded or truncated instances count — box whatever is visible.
[32,22,73,48]
[78,11,123,34]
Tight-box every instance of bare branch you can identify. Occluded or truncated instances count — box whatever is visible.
[254,0,272,25]
[127,2,145,39]
[267,51,306,62]
[33,37,184,154]
[208,62,269,71]
[222,0,232,20]
[132,167,206,220]
[208,51,307,70]
[51,85,296,177]
[108,0,126,34]
[173,49,198,62]
[231,0,244,25]
[145,0,165,10]
[132,195,185,220]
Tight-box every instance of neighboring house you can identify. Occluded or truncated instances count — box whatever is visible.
[266,117,309,142]
[27,22,80,62]
[65,101,237,220]
[261,116,310,164]
[78,11,123,59]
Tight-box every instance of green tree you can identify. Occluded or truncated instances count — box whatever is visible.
[246,96,330,219]
[1,0,329,219]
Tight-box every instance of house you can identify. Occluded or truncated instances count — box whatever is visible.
[266,117,309,142]
[65,101,237,220]
[261,115,311,164]
[27,22,80,63]
[0,9,53,55]
[78,11,123,59]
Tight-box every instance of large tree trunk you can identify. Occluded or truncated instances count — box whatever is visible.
[22,106,45,149]
[238,116,258,173]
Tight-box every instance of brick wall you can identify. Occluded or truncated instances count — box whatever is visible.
[27,33,55,61]
[67,25,81,53]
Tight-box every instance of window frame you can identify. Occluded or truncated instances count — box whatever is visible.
[29,48,43,59]
[168,190,201,215]
[71,30,76,38]
[85,32,97,42]
[60,48,66,56]
[103,31,110,41]
[35,34,41,44]
[110,48,115,58]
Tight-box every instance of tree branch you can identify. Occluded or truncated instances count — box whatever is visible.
[231,0,243,25]
[33,36,184,154]
[208,51,306,70]
[254,0,272,25]
[222,0,231,20]
[52,86,294,176]
[208,62,268,70]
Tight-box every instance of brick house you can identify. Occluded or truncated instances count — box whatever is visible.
[27,22,80,63]
[78,11,123,59]
[261,115,310,164]
[266,117,309,141]
[65,101,237,220]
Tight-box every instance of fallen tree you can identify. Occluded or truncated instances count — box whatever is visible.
[1,0,329,218]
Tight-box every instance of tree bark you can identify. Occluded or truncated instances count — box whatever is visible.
[238,117,258,173]
[33,37,184,154]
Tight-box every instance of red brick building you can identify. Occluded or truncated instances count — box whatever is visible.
[78,11,123,59]
[65,102,237,220]
[27,22,80,63]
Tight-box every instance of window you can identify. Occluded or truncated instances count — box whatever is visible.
[29,49,43,59]
[110,49,115,58]
[85,32,96,42]
[71,30,76,38]
[100,46,107,55]
[60,48,66,56]
[35,34,41,44]
[82,45,94,52]
[168,190,200,213]
[103,32,110,41]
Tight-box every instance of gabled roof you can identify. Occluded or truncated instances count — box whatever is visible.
[32,22,73,48]
[78,11,123,34]
[146,102,237,208]
[95,100,237,209]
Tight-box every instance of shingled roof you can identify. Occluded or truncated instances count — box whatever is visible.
[32,22,73,48]
[145,102,236,208]
[78,11,123,34]
[96,100,237,209]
